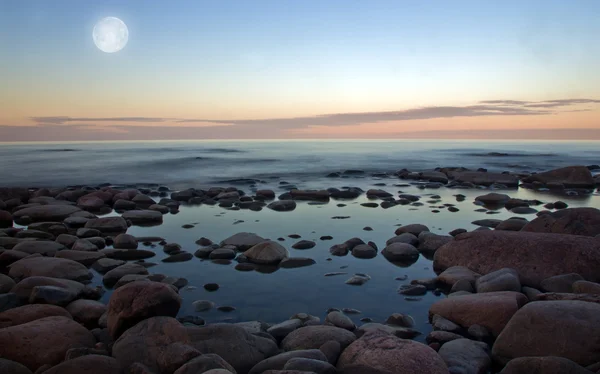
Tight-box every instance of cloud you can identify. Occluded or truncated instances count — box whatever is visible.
[30,116,170,125]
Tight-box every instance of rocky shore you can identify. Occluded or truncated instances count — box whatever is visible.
[1,164,600,374]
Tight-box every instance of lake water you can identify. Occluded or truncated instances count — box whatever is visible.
[3,139,600,341]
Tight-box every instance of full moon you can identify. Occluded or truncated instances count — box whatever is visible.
[93,17,128,53]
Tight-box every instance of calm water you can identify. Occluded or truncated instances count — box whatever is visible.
[1,139,599,188]
[3,139,600,341]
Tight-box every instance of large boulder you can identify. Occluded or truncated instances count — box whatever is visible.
[12,205,82,223]
[492,300,600,367]
[0,316,96,371]
[499,356,594,374]
[42,355,121,374]
[522,165,595,188]
[249,350,328,374]
[475,268,521,293]
[122,210,163,225]
[8,256,92,282]
[9,276,87,302]
[448,171,519,187]
[521,208,600,237]
[112,316,190,372]
[84,216,128,233]
[0,209,13,228]
[113,233,138,249]
[103,263,149,287]
[186,323,279,374]
[337,331,448,374]
[174,354,236,374]
[438,338,490,374]
[282,325,356,351]
[55,250,106,266]
[394,224,429,236]
[220,232,265,251]
[244,241,289,264]
[0,358,32,374]
[429,292,527,337]
[66,299,107,327]
[433,230,600,287]
[107,280,181,338]
[0,273,16,293]
[0,304,72,328]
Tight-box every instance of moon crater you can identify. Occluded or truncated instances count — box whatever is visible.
[93,17,128,53]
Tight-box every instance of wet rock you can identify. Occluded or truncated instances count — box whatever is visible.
[12,240,66,256]
[282,325,356,351]
[15,229,54,240]
[267,319,304,340]
[107,281,181,338]
[429,291,528,337]
[433,230,600,287]
[92,258,125,273]
[284,357,336,373]
[292,240,316,250]
[471,219,502,228]
[351,244,377,259]
[499,356,594,374]
[386,233,418,246]
[418,232,452,255]
[431,314,461,333]
[103,263,149,287]
[55,250,106,266]
[249,349,328,374]
[0,316,95,371]
[325,311,355,331]
[360,202,378,208]
[220,232,265,251]
[495,218,528,231]
[122,210,163,225]
[448,170,519,187]
[398,284,427,296]
[366,189,393,198]
[475,192,511,206]
[475,268,521,293]
[522,165,595,188]
[9,276,86,303]
[573,280,600,294]
[235,263,256,271]
[381,243,419,262]
[521,207,600,236]
[345,275,370,286]
[84,216,128,233]
[540,273,584,293]
[511,206,538,214]
[268,200,297,212]
[280,257,316,268]
[385,313,415,328]
[12,205,82,224]
[100,248,156,261]
[71,239,98,251]
[0,304,72,328]
[337,331,448,374]
[66,299,106,327]
[113,233,138,249]
[394,223,429,236]
[9,256,92,282]
[493,300,600,366]
[245,241,289,264]
[56,233,78,248]
[320,235,333,240]
[354,322,421,340]
[438,338,490,374]
[193,300,216,312]
[163,251,194,262]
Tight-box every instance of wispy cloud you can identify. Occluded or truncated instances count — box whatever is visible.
[30,116,170,125]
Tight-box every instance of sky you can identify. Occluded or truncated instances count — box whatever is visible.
[1,0,599,141]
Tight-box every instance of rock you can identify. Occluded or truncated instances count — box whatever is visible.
[0,316,95,371]
[56,233,78,248]
[84,216,128,233]
[209,248,236,260]
[429,291,528,336]
[492,300,600,366]
[100,248,156,261]
[495,218,528,231]
[122,210,163,225]
[450,279,474,293]
[499,356,594,374]
[431,314,461,333]
[418,232,452,255]
[438,338,490,374]
[29,285,77,306]
[345,275,370,285]
[71,239,98,251]
[41,355,121,374]
[9,276,86,302]
[573,280,600,294]
[107,280,181,338]
[472,219,502,228]
[249,349,327,374]
[280,257,316,268]
[268,200,297,212]
[267,319,303,340]
[163,251,194,262]
[186,323,279,374]
[475,268,521,293]
[92,258,125,273]
[394,224,429,236]
[511,206,538,214]
[319,341,341,365]
[0,358,32,374]
[113,199,137,211]
[284,357,336,373]
[337,331,449,374]
[12,205,82,224]
[220,232,265,251]
[244,241,289,264]
[0,273,16,293]
[522,165,595,188]
[0,304,72,328]
[381,243,419,262]
[426,330,468,345]
[354,323,421,340]
[399,284,427,296]
[521,207,600,236]
[15,229,55,240]
[292,240,316,250]
[9,256,92,282]
[0,293,18,312]
[385,233,418,246]
[475,193,511,206]
[113,233,138,249]
[449,170,519,187]
[103,263,149,287]
[532,292,600,303]
[433,230,600,288]
[0,249,29,266]
[385,313,415,328]
[55,250,106,266]
[540,273,584,293]
[282,325,356,351]
[66,299,106,327]
[174,354,236,374]
[325,311,355,330]
[192,300,216,312]
[155,342,201,374]
[256,189,276,199]
[290,189,330,201]
[12,241,66,256]
[112,317,190,372]
[351,244,377,259]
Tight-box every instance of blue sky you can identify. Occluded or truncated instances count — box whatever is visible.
[1,0,599,140]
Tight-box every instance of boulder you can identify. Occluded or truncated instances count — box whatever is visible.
[42,355,121,374]
[186,323,279,374]
[279,257,316,268]
[394,224,429,236]
[438,338,490,374]
[0,316,95,371]
[572,280,600,295]
[0,210,14,228]
[0,249,29,267]
[122,210,163,225]
[244,241,289,264]
[0,358,32,374]
[475,193,511,206]
[156,342,201,374]
[292,240,316,250]
[249,350,328,374]
[55,250,106,266]
[418,232,453,255]
[174,354,236,374]
[337,331,449,374]
[9,256,92,282]
[540,273,584,293]
[0,273,16,293]
[381,243,419,262]
[522,165,595,188]
[385,233,418,246]
[112,316,190,372]
[220,232,265,251]
[282,325,356,351]
[12,240,66,256]
[433,230,600,287]
[113,233,138,249]
[9,276,86,302]
[429,291,528,337]
[495,218,528,231]
[436,266,481,287]
[107,280,181,338]
[66,299,107,327]
[325,311,355,330]
[12,205,82,223]
[0,304,72,328]
[267,319,304,340]
[103,263,149,287]
[521,208,600,237]
[100,248,156,261]
[92,258,125,273]
[448,171,519,187]
[284,357,336,373]
[84,216,128,233]
[354,323,421,340]
[268,200,297,212]
[492,301,600,366]
[499,356,595,374]
[475,268,521,293]
[71,239,98,251]
[351,244,377,259]
[29,285,78,306]
[290,189,330,201]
